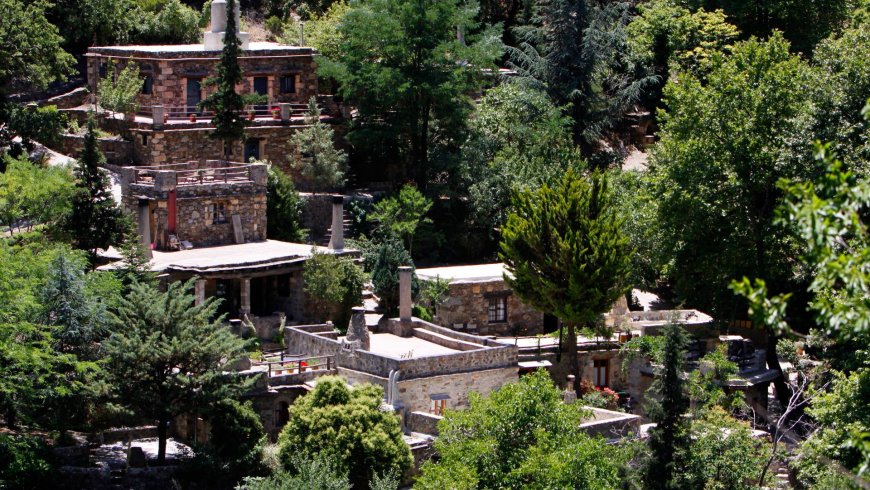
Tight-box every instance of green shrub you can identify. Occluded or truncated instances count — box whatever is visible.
[0,434,56,490]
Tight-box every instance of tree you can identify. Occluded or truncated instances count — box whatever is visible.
[64,117,125,263]
[370,238,415,315]
[237,455,350,490]
[113,223,157,293]
[265,165,307,242]
[303,251,364,332]
[370,184,432,256]
[103,280,252,463]
[415,370,623,489]
[291,97,347,191]
[642,323,691,490]
[276,376,411,489]
[136,0,201,44]
[46,0,140,55]
[0,156,74,234]
[508,0,652,155]
[323,0,502,184]
[499,169,631,392]
[6,104,68,157]
[648,34,815,404]
[98,60,142,118]
[200,0,246,160]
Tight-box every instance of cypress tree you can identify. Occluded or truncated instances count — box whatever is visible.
[499,169,632,393]
[200,0,246,159]
[643,323,691,489]
[65,116,125,264]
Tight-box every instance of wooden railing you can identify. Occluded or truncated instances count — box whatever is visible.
[130,162,256,186]
[137,102,312,122]
[253,355,334,378]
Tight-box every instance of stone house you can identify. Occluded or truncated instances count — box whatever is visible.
[84,0,323,168]
[416,263,550,336]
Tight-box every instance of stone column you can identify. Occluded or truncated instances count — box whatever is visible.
[328,195,344,251]
[398,266,412,322]
[345,307,370,351]
[280,103,290,122]
[152,105,164,130]
[240,277,251,315]
[194,278,206,306]
[137,199,152,258]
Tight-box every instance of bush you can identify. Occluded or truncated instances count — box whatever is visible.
[266,165,307,242]
[276,376,411,489]
[370,238,416,315]
[303,251,364,333]
[0,434,56,490]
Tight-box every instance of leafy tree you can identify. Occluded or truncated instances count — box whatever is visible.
[0,322,60,428]
[200,0,247,160]
[47,0,140,55]
[370,184,432,255]
[642,323,691,490]
[265,165,307,242]
[499,169,631,392]
[277,376,412,489]
[303,251,364,332]
[648,34,815,403]
[136,0,201,44]
[674,407,773,490]
[298,1,351,61]
[416,370,623,489]
[64,117,125,263]
[458,83,584,239]
[508,0,652,155]
[6,104,68,157]
[370,238,415,315]
[0,434,57,489]
[0,0,75,99]
[323,0,502,184]
[98,60,142,117]
[237,455,350,490]
[0,156,74,234]
[103,280,252,463]
[291,97,348,191]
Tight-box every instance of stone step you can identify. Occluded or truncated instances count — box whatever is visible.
[412,328,483,351]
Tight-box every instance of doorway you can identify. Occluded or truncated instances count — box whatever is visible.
[186,78,201,113]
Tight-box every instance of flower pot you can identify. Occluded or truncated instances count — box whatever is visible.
[248,111,255,121]
[271,111,281,120]
[189,113,196,122]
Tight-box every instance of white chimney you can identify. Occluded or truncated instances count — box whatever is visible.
[203,0,250,50]
[399,266,412,322]
[328,195,344,251]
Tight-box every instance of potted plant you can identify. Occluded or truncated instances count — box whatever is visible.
[271,106,281,119]
[188,112,196,122]
[242,93,268,121]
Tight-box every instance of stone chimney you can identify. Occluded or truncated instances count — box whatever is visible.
[328,195,344,251]
[398,266,413,322]
[562,375,577,404]
[204,0,250,50]
[345,307,370,351]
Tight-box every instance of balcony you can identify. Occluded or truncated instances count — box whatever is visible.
[130,102,317,129]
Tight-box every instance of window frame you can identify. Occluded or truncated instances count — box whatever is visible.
[279,75,296,94]
[487,296,507,323]
[593,359,609,388]
[211,202,227,225]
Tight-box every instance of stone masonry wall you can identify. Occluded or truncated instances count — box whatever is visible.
[54,133,133,165]
[396,367,518,413]
[434,280,545,336]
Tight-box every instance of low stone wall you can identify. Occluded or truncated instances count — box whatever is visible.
[42,86,89,109]
[434,280,544,336]
[87,426,158,445]
[406,411,442,435]
[300,193,337,241]
[55,133,133,165]
[579,407,641,439]
[284,325,342,358]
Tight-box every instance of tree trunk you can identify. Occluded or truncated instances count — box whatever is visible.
[567,322,580,394]
[156,416,168,464]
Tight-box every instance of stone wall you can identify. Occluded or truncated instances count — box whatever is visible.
[579,407,641,439]
[55,133,133,165]
[433,280,545,336]
[396,367,518,413]
[87,47,318,110]
[406,411,442,435]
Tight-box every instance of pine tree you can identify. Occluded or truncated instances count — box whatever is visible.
[291,97,348,191]
[65,116,125,264]
[103,280,252,463]
[643,323,691,489]
[371,238,415,315]
[266,165,307,241]
[200,0,246,159]
[114,224,156,292]
[499,169,631,393]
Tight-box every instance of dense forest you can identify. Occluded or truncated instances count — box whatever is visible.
[1,0,868,488]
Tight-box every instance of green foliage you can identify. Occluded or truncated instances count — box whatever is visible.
[0,434,56,489]
[296,1,350,61]
[687,344,745,414]
[0,156,74,234]
[643,323,691,489]
[103,280,253,462]
[416,370,623,489]
[0,0,75,97]
[303,250,364,332]
[370,184,432,255]
[291,98,348,191]
[499,169,631,389]
[673,407,773,490]
[98,60,142,116]
[113,223,157,292]
[277,376,411,489]
[64,117,125,262]
[200,0,247,157]
[236,455,350,490]
[202,399,268,484]
[47,0,141,55]
[265,165,307,242]
[459,83,584,236]
[6,104,68,155]
[323,0,502,183]
[416,276,450,318]
[370,238,415,315]
[136,0,201,44]
[619,334,665,372]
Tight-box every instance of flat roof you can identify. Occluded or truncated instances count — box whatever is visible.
[416,263,511,284]
[362,333,460,358]
[88,42,314,55]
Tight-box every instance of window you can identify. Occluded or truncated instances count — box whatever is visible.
[141,75,153,95]
[211,203,227,224]
[430,394,450,416]
[275,401,290,428]
[488,296,507,323]
[279,75,296,94]
[593,359,609,388]
[253,76,268,96]
[98,62,107,78]
[142,134,148,146]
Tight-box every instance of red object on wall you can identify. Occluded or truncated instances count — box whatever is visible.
[168,189,177,234]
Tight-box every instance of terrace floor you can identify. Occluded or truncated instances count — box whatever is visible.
[362,332,460,358]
